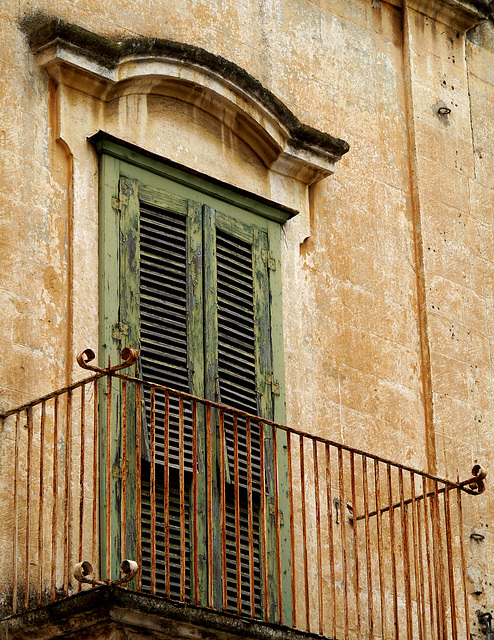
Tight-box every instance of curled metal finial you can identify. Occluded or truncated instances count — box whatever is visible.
[111,559,139,585]
[76,347,139,374]
[73,560,104,586]
[76,349,98,371]
[477,611,494,640]
[73,560,139,587]
[460,464,486,495]
[115,347,139,372]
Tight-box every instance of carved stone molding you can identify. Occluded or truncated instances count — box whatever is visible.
[405,0,493,31]
[20,14,349,185]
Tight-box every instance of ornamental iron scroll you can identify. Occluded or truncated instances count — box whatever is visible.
[76,346,139,375]
[458,464,486,495]
[73,560,138,587]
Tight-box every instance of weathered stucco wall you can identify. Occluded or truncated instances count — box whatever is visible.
[464,16,494,622]
[1,0,494,632]
[1,0,424,460]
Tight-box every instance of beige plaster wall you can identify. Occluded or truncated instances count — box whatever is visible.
[463,17,494,620]
[0,0,493,628]
[1,0,424,460]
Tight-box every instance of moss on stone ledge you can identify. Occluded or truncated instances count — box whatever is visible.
[19,13,350,159]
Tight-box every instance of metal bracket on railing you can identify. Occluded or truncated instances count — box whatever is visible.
[73,560,139,587]
[459,465,486,495]
[76,347,139,375]
[477,611,494,640]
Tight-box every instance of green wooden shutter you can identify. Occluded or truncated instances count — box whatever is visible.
[98,146,289,618]
[137,185,203,601]
[138,185,203,467]
[204,206,271,616]
[216,229,262,491]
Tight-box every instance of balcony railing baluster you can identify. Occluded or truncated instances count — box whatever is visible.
[0,355,486,639]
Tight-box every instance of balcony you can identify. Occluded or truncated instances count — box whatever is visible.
[0,348,486,640]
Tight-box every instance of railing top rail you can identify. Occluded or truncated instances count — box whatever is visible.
[0,371,107,419]
[1,347,485,494]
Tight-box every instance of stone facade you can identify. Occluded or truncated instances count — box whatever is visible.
[1,0,493,636]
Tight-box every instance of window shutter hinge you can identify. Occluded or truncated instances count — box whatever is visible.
[268,502,284,525]
[262,250,276,271]
[112,194,129,211]
[112,323,129,340]
[267,374,280,395]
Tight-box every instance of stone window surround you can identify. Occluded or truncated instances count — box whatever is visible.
[21,14,350,187]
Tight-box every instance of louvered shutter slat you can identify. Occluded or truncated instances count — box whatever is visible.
[141,470,191,600]
[139,200,194,603]
[139,203,193,469]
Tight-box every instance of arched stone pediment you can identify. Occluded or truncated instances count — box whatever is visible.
[21,14,349,185]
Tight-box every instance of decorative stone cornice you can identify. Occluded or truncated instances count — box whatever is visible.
[20,14,349,185]
[406,0,493,31]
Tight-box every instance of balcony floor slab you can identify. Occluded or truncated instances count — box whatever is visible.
[0,586,334,640]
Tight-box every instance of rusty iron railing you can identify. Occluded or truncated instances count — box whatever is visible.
[0,348,486,640]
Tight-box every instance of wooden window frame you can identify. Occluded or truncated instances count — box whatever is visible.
[96,137,293,622]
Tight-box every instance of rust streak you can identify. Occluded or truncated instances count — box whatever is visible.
[37,402,46,606]
[287,433,296,628]
[150,387,156,595]
[220,409,227,610]
[326,444,336,639]
[78,387,85,593]
[136,383,142,591]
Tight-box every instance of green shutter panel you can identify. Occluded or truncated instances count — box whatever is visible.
[216,229,262,491]
[137,189,203,602]
[205,207,271,616]
[216,230,263,615]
